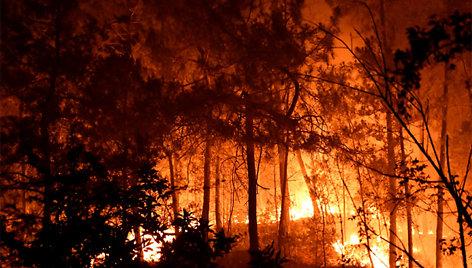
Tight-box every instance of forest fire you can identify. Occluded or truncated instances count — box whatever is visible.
[1,0,471,267]
[290,198,314,220]
[333,235,389,268]
[135,230,176,262]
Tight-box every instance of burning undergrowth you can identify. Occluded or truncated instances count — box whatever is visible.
[228,216,339,267]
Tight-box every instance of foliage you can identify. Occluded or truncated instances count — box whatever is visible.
[2,0,472,267]
[248,241,289,268]
[394,11,472,91]
[0,147,170,267]
[157,210,237,268]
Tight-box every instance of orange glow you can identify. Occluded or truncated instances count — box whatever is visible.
[141,228,175,262]
[90,228,177,266]
[333,234,389,268]
[290,199,314,220]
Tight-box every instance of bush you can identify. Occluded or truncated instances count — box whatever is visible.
[157,210,237,268]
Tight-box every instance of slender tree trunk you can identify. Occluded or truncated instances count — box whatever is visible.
[296,149,320,217]
[274,164,278,228]
[321,204,327,268]
[168,152,180,223]
[215,154,222,232]
[202,62,213,233]
[458,212,468,268]
[401,129,414,268]
[379,0,398,266]
[387,111,398,268]
[245,93,259,254]
[436,63,449,268]
[202,138,212,239]
[228,175,235,235]
[133,226,144,261]
[278,143,290,253]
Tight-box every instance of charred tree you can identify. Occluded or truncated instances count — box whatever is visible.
[379,0,398,265]
[245,92,259,255]
[400,129,414,268]
[277,69,300,254]
[387,111,398,268]
[435,62,449,268]
[277,142,290,253]
[202,138,212,239]
[168,152,180,225]
[296,149,320,217]
[215,154,223,232]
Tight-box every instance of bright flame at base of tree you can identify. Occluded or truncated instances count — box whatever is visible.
[333,234,389,268]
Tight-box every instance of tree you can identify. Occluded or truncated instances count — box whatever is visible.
[130,0,324,258]
[1,1,98,264]
[316,8,471,267]
[2,0,177,265]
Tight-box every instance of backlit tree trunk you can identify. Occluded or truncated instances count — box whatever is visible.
[379,1,397,266]
[245,93,259,254]
[296,149,319,217]
[215,154,222,232]
[401,129,414,268]
[278,142,290,253]
[387,100,398,268]
[202,138,212,238]
[168,152,180,224]
[436,63,449,268]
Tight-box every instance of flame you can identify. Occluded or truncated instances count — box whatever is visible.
[333,234,389,268]
[290,199,314,220]
[91,228,176,266]
[349,234,360,244]
[141,228,176,262]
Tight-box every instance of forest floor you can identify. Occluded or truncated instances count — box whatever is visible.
[216,249,360,267]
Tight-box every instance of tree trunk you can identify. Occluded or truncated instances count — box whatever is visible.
[215,154,222,232]
[296,149,320,217]
[245,93,259,254]
[458,212,468,268]
[168,152,180,223]
[379,0,397,266]
[387,111,397,268]
[401,129,414,268]
[202,138,212,239]
[273,164,278,228]
[278,143,290,253]
[436,63,449,268]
